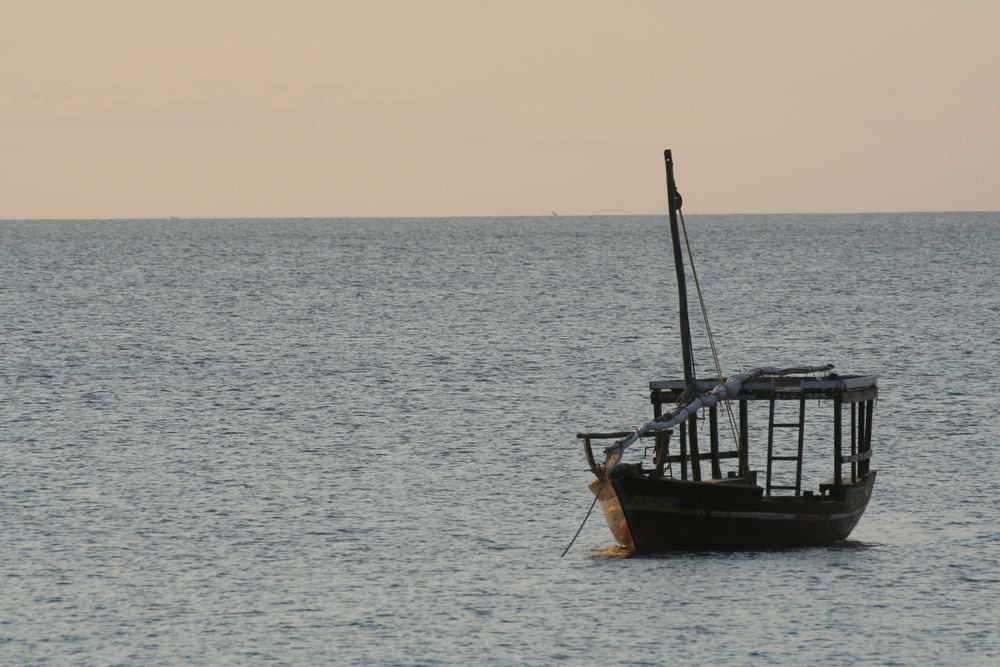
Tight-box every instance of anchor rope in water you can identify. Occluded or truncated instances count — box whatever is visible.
[560,479,605,557]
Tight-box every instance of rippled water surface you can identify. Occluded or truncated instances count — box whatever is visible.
[2,214,998,665]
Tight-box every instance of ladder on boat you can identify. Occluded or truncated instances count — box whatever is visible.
[765,383,806,496]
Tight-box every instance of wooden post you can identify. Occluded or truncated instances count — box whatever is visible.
[863,399,874,476]
[766,389,776,494]
[652,394,667,478]
[653,433,666,477]
[688,415,702,481]
[709,405,722,479]
[795,394,806,496]
[833,395,843,487]
[851,402,858,480]
[739,399,750,479]
[679,422,688,480]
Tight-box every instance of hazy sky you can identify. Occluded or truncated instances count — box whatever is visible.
[3,0,999,218]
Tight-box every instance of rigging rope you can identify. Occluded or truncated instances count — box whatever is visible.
[678,209,744,460]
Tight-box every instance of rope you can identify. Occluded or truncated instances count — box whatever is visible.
[560,479,605,557]
[678,209,743,459]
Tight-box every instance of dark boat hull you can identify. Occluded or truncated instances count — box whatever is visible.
[589,471,876,550]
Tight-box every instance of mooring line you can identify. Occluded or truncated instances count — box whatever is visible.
[560,480,604,557]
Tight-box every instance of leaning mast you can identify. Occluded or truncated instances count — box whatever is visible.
[663,149,701,480]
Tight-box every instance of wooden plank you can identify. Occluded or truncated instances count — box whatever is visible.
[649,374,877,391]
[661,450,740,464]
[820,476,859,489]
[840,450,872,463]
[650,384,877,403]
[576,431,635,439]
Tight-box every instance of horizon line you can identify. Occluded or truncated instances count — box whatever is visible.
[2,208,998,223]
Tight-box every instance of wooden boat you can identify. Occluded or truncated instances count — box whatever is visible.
[577,150,877,551]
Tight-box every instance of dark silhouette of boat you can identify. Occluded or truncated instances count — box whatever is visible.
[576,150,877,551]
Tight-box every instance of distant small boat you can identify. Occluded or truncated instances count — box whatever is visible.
[576,150,877,550]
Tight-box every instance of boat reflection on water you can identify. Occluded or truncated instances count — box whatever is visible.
[588,539,879,560]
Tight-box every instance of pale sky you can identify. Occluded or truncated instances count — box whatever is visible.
[2,0,999,218]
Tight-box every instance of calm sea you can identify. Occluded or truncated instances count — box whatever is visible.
[2,213,997,665]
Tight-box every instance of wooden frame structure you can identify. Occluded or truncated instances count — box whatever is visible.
[579,372,876,496]
[649,374,876,493]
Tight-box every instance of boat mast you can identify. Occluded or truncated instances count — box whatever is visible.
[664,149,702,480]
[664,149,696,389]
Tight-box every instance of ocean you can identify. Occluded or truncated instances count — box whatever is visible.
[2,213,997,665]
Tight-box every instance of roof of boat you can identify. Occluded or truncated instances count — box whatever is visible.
[650,373,877,402]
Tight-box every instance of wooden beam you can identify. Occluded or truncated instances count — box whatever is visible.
[687,414,702,481]
[576,431,636,440]
[653,432,668,477]
[651,384,877,403]
[739,399,750,478]
[661,450,741,464]
[679,422,688,480]
[840,450,872,463]
[851,402,857,479]
[863,399,875,475]
[582,438,599,473]
[709,405,722,479]
[834,395,843,487]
